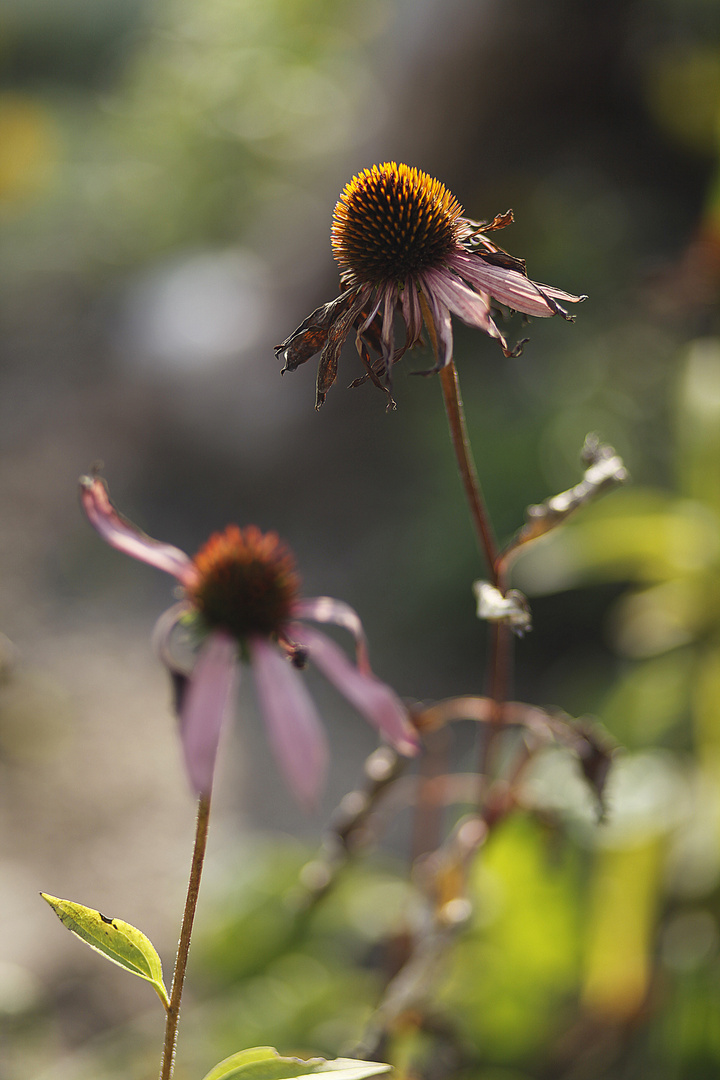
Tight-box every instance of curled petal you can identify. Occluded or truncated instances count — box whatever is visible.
[288,624,419,757]
[180,631,238,797]
[248,636,329,809]
[292,596,370,672]
[79,476,196,587]
[275,292,356,372]
[315,291,370,408]
[152,600,193,672]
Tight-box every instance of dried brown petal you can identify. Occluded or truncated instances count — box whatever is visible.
[276,292,356,373]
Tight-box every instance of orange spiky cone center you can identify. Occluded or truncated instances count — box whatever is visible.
[331,162,463,286]
[188,525,300,639]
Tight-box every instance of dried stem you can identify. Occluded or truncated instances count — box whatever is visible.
[296,746,408,911]
[159,793,211,1080]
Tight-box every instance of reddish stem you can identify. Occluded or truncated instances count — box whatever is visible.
[159,793,211,1080]
[438,364,499,581]
[419,310,513,791]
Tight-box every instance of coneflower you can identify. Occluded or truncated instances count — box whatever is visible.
[276,162,586,407]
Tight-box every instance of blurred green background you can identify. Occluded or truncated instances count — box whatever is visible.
[2,0,720,1077]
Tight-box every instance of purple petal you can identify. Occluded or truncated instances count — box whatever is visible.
[380,285,397,369]
[423,267,498,336]
[180,631,238,797]
[357,290,384,336]
[79,476,196,586]
[152,601,193,673]
[447,252,586,318]
[421,268,511,356]
[288,624,419,757]
[292,596,370,672]
[401,278,422,346]
[248,636,329,809]
[418,281,454,369]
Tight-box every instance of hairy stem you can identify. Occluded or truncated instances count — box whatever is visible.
[159,793,211,1080]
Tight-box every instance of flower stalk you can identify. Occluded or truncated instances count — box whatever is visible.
[420,299,513,786]
[438,363,499,582]
[80,476,418,809]
[159,793,212,1080]
[418,290,498,580]
[276,162,586,407]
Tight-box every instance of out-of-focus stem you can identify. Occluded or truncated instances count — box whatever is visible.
[159,794,211,1080]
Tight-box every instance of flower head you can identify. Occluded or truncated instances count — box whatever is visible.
[276,162,586,408]
[80,475,419,806]
[188,525,300,640]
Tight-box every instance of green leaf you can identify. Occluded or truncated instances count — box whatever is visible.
[200,1047,392,1080]
[41,893,169,1008]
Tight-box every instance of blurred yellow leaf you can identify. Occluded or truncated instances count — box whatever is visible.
[0,94,56,205]
[583,838,663,1019]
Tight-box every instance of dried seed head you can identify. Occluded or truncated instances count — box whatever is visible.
[331,162,463,286]
[188,525,300,639]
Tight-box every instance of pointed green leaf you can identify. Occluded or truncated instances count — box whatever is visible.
[41,893,169,1008]
[201,1047,392,1080]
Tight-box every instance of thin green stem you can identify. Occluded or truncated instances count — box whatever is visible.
[159,793,211,1080]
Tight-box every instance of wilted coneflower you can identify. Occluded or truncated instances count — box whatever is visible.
[80,476,419,806]
[276,162,586,407]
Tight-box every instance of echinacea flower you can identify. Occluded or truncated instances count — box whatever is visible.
[80,476,419,806]
[276,162,586,407]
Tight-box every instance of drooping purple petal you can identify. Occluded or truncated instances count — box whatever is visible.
[447,251,586,318]
[380,284,397,371]
[418,281,454,370]
[423,266,497,336]
[424,267,513,356]
[80,476,197,587]
[180,631,238,797]
[356,289,384,336]
[292,596,370,672]
[401,278,422,347]
[288,623,420,757]
[248,636,329,809]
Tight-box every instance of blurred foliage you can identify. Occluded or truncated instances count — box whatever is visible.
[512,338,720,1075]
[0,0,384,274]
